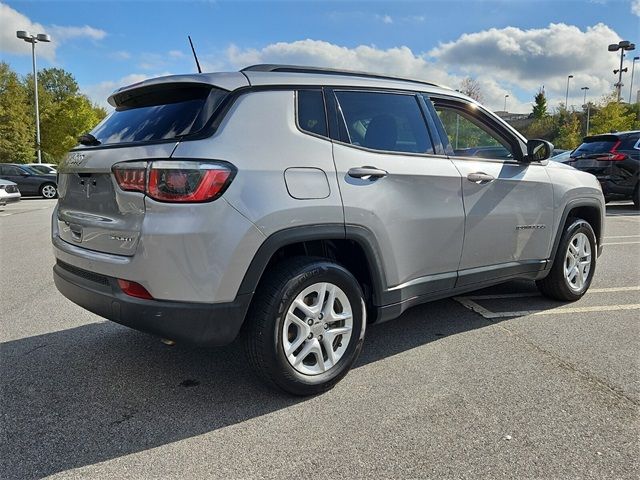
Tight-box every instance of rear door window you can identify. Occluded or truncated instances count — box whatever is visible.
[90,85,227,145]
[334,91,433,154]
[572,137,618,158]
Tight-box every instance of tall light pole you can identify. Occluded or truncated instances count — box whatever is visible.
[565,75,573,108]
[503,94,509,112]
[581,86,590,136]
[16,30,51,164]
[630,56,639,104]
[609,40,636,102]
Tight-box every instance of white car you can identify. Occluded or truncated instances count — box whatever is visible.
[26,163,57,174]
[0,179,21,206]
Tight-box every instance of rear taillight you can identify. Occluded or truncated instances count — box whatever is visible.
[117,279,153,300]
[595,140,626,161]
[112,160,234,203]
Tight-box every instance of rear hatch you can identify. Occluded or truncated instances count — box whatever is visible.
[56,81,229,256]
[568,135,623,175]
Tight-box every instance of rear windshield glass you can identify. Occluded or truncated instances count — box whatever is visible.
[571,139,617,157]
[90,85,226,145]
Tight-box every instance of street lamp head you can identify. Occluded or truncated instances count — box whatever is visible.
[581,86,589,90]
[624,43,636,51]
[635,56,640,61]
[568,74,574,79]
[505,94,509,98]
[36,33,51,43]
[619,40,631,48]
[608,43,620,51]
[16,30,31,40]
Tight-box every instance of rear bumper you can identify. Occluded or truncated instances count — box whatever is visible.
[53,261,251,346]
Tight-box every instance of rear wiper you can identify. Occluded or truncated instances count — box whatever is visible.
[78,133,101,146]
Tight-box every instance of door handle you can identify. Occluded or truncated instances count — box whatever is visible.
[347,166,388,180]
[467,172,495,184]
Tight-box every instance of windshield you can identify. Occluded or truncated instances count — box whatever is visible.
[29,165,56,174]
[89,85,227,145]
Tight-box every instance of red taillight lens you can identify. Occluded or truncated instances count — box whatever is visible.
[117,279,153,300]
[112,160,234,203]
[148,162,232,202]
[112,162,147,192]
[595,140,626,161]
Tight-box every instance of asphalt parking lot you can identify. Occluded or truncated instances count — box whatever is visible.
[1,199,639,479]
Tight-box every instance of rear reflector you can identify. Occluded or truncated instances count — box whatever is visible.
[117,279,153,300]
[112,160,234,203]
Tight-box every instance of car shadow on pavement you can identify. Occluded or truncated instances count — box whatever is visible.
[1,298,489,479]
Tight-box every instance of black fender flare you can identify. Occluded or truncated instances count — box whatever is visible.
[236,224,387,306]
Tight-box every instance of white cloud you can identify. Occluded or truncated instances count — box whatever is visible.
[168,49,186,59]
[380,14,393,24]
[109,50,131,60]
[429,22,621,108]
[0,2,105,62]
[48,24,106,41]
[632,0,640,16]
[0,2,55,60]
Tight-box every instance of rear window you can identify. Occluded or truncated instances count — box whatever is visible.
[571,138,618,158]
[90,85,227,145]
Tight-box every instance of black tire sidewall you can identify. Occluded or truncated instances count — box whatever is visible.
[268,262,365,393]
[557,220,597,298]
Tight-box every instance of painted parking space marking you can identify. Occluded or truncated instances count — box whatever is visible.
[605,235,640,239]
[603,241,640,246]
[454,286,640,319]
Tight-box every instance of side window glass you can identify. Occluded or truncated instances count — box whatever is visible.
[297,90,328,137]
[434,104,514,160]
[335,91,433,154]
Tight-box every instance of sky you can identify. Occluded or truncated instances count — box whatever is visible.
[1,0,639,113]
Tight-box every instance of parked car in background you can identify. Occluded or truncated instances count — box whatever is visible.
[0,179,21,206]
[551,150,572,163]
[566,131,640,208]
[27,163,58,174]
[0,164,58,198]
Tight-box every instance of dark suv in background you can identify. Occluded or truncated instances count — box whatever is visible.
[567,131,640,208]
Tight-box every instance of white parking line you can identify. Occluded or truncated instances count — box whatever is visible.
[605,235,640,239]
[454,296,640,319]
[454,286,640,319]
[603,241,640,246]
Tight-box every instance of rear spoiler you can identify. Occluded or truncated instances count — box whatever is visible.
[107,72,249,108]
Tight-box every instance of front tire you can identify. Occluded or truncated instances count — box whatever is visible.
[536,218,597,301]
[245,257,366,396]
[40,183,57,199]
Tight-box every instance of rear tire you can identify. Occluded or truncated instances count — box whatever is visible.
[633,186,639,210]
[245,257,366,396]
[536,218,597,301]
[40,183,57,199]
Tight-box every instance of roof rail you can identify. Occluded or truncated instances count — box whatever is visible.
[241,64,449,89]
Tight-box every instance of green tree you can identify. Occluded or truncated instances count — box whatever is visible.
[589,93,638,134]
[26,68,106,162]
[0,62,35,163]
[532,88,548,119]
[521,116,557,141]
[553,110,582,149]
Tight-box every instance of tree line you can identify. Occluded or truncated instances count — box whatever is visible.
[459,77,640,150]
[0,62,106,164]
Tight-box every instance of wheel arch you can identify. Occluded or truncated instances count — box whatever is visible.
[549,199,604,263]
[237,224,387,315]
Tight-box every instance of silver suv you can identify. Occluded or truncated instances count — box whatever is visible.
[52,65,605,395]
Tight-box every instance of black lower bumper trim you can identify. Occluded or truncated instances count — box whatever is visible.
[53,264,251,346]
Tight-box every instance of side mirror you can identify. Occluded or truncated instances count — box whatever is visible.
[526,139,553,162]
